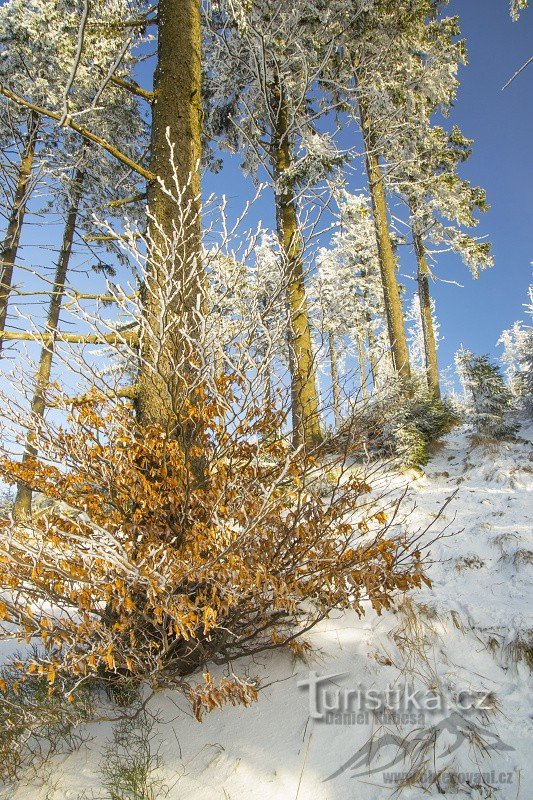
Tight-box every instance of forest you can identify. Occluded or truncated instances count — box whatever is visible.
[0,1,531,798]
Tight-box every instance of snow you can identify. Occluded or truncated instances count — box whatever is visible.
[2,421,532,799]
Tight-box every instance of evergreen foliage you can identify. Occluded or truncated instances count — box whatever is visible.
[456,347,516,438]
[498,285,533,413]
[352,377,458,467]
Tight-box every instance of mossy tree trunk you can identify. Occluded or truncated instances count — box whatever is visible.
[271,86,322,450]
[359,98,411,384]
[413,230,441,400]
[136,0,205,436]
[13,166,85,520]
[0,112,39,357]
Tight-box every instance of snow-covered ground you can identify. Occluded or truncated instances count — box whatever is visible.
[3,421,532,799]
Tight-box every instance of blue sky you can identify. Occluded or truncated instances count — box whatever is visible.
[429,0,532,369]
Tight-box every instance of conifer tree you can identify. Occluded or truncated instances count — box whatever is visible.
[328,0,434,384]
[357,94,411,384]
[381,8,492,398]
[313,246,362,425]
[456,348,515,437]
[0,0,145,355]
[406,291,441,377]
[0,111,39,355]
[204,0,349,447]
[0,0,209,456]
[498,285,533,406]
[137,0,205,438]
[312,190,389,410]
[13,117,144,520]
[13,165,85,519]
[349,2,491,399]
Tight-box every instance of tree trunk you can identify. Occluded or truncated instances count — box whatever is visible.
[136,0,204,434]
[0,112,39,356]
[328,331,342,431]
[356,332,369,401]
[13,167,85,520]
[366,322,379,390]
[271,87,322,450]
[359,268,379,390]
[359,98,411,384]
[413,231,441,400]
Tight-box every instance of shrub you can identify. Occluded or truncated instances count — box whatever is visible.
[0,377,429,720]
[345,377,459,468]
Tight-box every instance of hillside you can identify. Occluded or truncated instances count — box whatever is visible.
[4,420,531,800]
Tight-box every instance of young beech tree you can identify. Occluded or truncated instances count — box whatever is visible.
[205,0,348,448]
[0,0,444,710]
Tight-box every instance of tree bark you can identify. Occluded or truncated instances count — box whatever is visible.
[359,98,411,384]
[136,0,205,436]
[328,331,342,431]
[13,167,85,520]
[271,86,322,450]
[0,112,39,356]
[413,231,441,400]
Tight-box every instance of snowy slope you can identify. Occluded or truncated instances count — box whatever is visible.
[3,422,532,800]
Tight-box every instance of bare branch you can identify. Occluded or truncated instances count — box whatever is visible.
[59,0,90,126]
[61,384,138,406]
[0,85,155,182]
[83,233,141,243]
[110,75,155,102]
[0,330,138,345]
[108,192,147,208]
[502,55,533,89]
